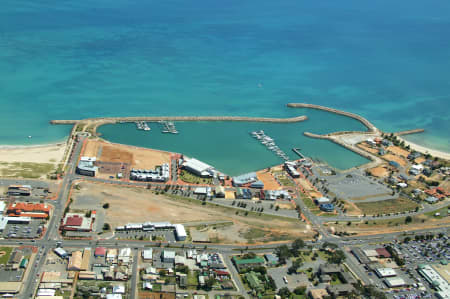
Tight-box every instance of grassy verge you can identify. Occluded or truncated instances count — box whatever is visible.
[0,162,55,178]
[355,197,419,215]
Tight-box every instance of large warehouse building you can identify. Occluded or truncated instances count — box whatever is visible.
[182,158,215,177]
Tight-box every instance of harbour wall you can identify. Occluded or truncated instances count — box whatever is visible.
[50,115,308,125]
[287,103,378,133]
[303,132,381,169]
[394,128,425,136]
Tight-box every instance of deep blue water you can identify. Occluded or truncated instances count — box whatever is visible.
[1,0,449,154]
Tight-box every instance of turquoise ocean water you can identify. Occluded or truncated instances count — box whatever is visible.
[1,0,449,171]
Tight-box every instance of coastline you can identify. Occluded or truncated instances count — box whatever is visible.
[397,136,450,160]
[0,140,67,150]
[0,140,68,164]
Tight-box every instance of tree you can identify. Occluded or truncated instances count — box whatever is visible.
[322,242,338,250]
[278,287,291,299]
[102,203,110,209]
[275,245,291,264]
[288,259,303,274]
[405,216,412,224]
[328,250,346,264]
[102,223,110,231]
[204,277,215,291]
[292,238,305,253]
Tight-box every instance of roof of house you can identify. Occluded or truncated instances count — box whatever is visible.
[375,248,392,258]
[65,215,83,226]
[94,247,106,256]
[233,256,265,265]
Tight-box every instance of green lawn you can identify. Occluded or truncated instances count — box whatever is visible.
[0,247,13,265]
[152,284,162,291]
[179,170,212,184]
[424,206,449,219]
[187,271,199,289]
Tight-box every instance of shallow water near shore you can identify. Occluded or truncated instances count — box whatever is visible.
[0,0,449,153]
[98,108,370,175]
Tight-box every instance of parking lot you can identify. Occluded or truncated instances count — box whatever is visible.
[398,238,449,265]
[2,220,44,239]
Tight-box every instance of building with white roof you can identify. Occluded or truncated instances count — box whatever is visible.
[163,250,176,263]
[375,268,397,278]
[182,158,214,177]
[118,248,131,264]
[315,197,331,205]
[384,277,407,288]
[142,249,153,260]
[174,224,187,241]
[113,285,125,294]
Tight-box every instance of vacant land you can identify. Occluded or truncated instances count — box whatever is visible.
[83,139,171,169]
[72,182,314,244]
[0,162,56,179]
[368,166,389,178]
[355,197,419,215]
[386,146,410,158]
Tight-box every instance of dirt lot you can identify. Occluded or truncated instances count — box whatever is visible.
[73,182,314,244]
[257,170,280,190]
[82,139,171,169]
[368,166,390,177]
[386,146,410,158]
[382,153,407,167]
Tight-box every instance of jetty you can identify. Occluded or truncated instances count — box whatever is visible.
[292,148,306,159]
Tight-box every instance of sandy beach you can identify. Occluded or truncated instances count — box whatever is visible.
[0,142,67,164]
[397,136,450,160]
